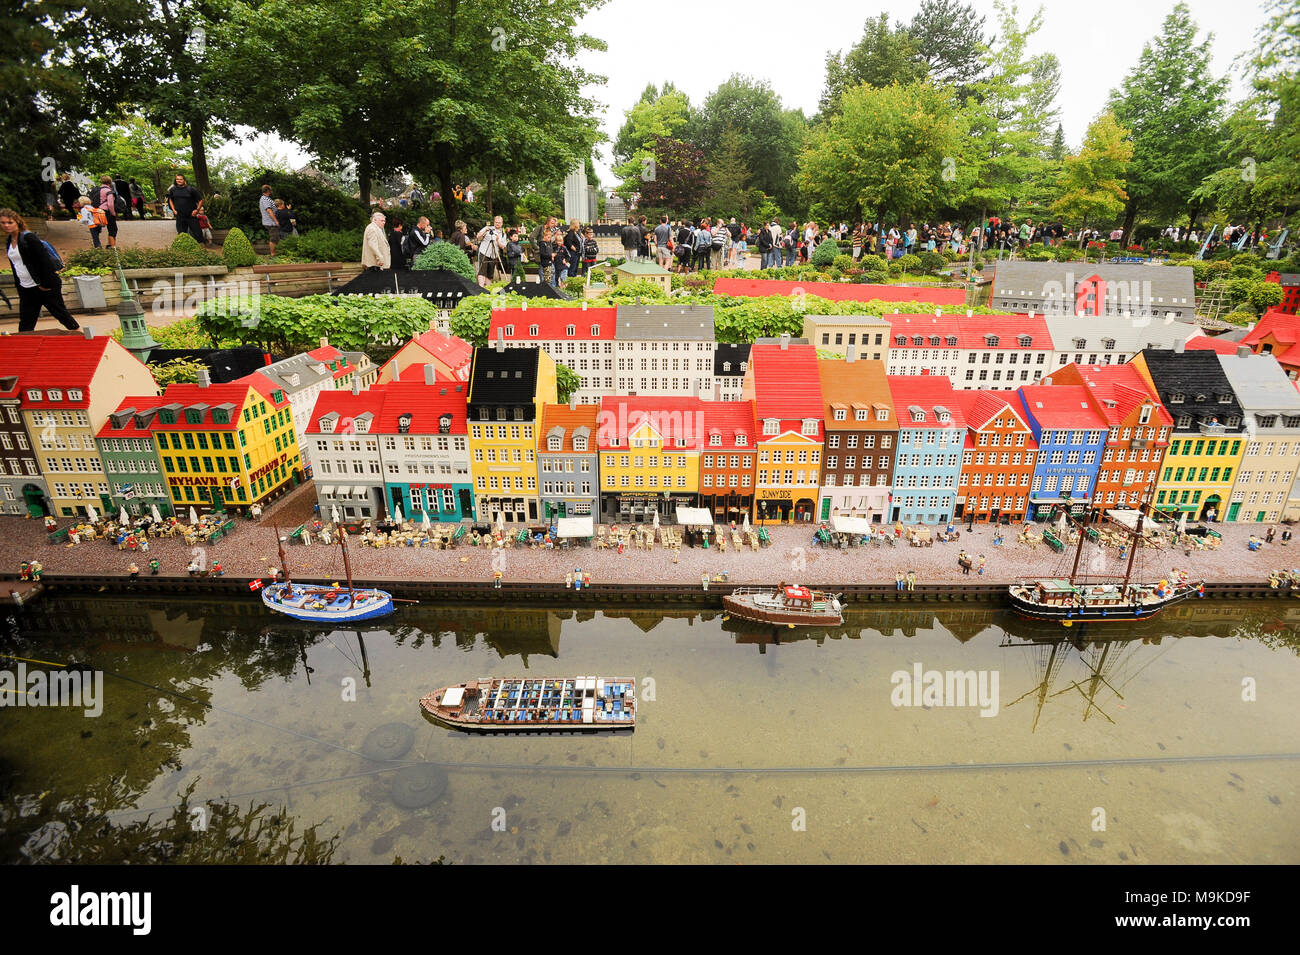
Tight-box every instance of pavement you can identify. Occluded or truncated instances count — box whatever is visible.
[1,511,1292,588]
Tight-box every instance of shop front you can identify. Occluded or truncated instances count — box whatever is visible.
[819,487,888,524]
[701,490,753,523]
[475,495,537,523]
[389,481,472,522]
[756,488,816,525]
[600,491,696,523]
[1027,494,1091,521]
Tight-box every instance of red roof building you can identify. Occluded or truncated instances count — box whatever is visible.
[1183,335,1245,356]
[484,306,616,400]
[952,390,1038,523]
[1242,309,1300,379]
[886,375,967,524]
[377,329,475,386]
[1042,364,1172,512]
[884,313,1051,389]
[713,277,966,306]
[698,400,757,522]
[743,339,823,523]
[1265,272,1300,315]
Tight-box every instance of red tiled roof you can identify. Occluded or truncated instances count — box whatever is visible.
[1242,310,1300,366]
[306,391,387,434]
[713,278,966,305]
[952,390,1031,433]
[380,330,474,383]
[1184,336,1243,356]
[488,307,616,341]
[595,396,707,450]
[304,344,356,378]
[699,400,757,448]
[539,403,600,453]
[1045,364,1173,427]
[149,381,281,430]
[369,382,467,434]
[0,335,147,409]
[749,342,823,432]
[1016,384,1107,429]
[887,376,966,427]
[884,313,1050,349]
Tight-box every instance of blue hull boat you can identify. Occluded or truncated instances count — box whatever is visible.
[262,581,394,622]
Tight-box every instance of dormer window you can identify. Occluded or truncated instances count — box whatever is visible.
[1169,393,1184,404]
[548,435,562,451]
[911,409,925,423]
[1257,414,1277,429]
[833,409,847,421]
[895,335,907,346]
[722,362,731,373]
[573,435,587,452]
[496,408,507,421]
[735,432,747,446]
[1017,335,1031,347]
[529,324,538,336]
[945,336,957,347]
[1073,338,1086,349]
[438,414,452,435]
[26,390,41,401]
[855,409,868,421]
[514,407,524,421]
[1195,394,1207,403]
[320,418,334,433]
[1138,405,1152,424]
[354,418,368,433]
[504,325,515,336]
[272,389,284,404]
[1225,415,1241,428]
[801,418,817,435]
[876,409,889,422]
[566,325,576,337]
[478,408,490,420]
[929,336,940,347]
[67,389,82,402]
[912,336,923,347]
[763,418,779,435]
[590,325,601,336]
[1102,338,1116,350]
[984,336,998,347]
[675,437,688,447]
[47,389,62,401]
[710,432,722,446]
[1217,394,1232,404]
[936,410,951,423]
[185,409,202,424]
[1176,414,1192,428]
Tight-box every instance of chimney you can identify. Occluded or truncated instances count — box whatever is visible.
[569,393,578,411]
[82,326,93,340]
[521,299,528,311]
[1237,345,1251,358]
[934,308,941,317]
[392,362,401,382]
[714,383,721,402]
[351,376,361,395]
[966,309,972,318]
[425,363,437,385]
[319,336,328,349]
[846,343,857,363]
[263,352,272,366]
[1175,339,1185,354]
[693,379,701,398]
[1028,311,1035,319]
[581,301,588,311]
[197,368,211,388]
[496,328,505,351]
[780,332,790,350]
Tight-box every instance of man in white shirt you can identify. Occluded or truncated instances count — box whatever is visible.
[258,184,279,255]
[362,212,390,270]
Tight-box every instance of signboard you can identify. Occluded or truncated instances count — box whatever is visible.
[121,484,135,499]
[757,488,794,500]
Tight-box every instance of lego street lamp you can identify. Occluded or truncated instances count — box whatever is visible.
[111,246,159,364]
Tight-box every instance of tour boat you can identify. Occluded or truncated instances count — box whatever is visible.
[420,677,636,732]
[260,523,394,622]
[722,584,843,627]
[1008,493,1196,625]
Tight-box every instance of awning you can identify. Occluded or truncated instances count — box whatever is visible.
[831,515,873,534]
[318,485,335,498]
[556,516,594,538]
[676,506,714,527]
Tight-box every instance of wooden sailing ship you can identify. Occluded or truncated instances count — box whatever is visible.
[260,523,395,622]
[722,583,844,627]
[420,677,636,732]
[1008,491,1195,625]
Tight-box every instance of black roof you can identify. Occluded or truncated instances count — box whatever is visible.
[497,279,572,300]
[469,347,541,408]
[1137,348,1244,431]
[147,346,268,384]
[713,343,751,376]
[334,267,484,301]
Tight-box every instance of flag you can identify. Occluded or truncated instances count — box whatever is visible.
[248,579,264,591]
[229,476,240,490]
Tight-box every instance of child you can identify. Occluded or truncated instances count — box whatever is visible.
[583,228,598,273]
[552,236,571,287]
[195,209,213,246]
[505,229,524,282]
[536,229,554,286]
[78,198,105,248]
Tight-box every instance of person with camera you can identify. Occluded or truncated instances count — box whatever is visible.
[475,215,507,287]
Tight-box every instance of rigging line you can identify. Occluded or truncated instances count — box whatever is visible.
[98,749,1300,819]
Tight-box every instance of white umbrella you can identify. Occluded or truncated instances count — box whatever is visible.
[86,503,98,524]
[331,504,341,525]
[119,506,129,525]
[395,504,405,526]
[496,511,505,533]
[189,506,199,525]
[422,510,431,530]
[1056,512,1066,532]
[652,509,660,530]
[150,504,162,523]
[1177,511,1188,535]
[742,512,750,532]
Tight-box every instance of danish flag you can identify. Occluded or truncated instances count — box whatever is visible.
[248,578,264,591]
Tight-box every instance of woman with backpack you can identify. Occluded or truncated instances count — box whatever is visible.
[94,175,119,248]
[2,208,81,332]
[692,218,713,273]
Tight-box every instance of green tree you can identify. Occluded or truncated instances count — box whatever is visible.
[83,116,197,201]
[707,126,752,219]
[908,0,988,92]
[635,136,710,214]
[1052,111,1134,241]
[611,84,695,195]
[556,364,580,404]
[797,81,966,224]
[694,76,806,212]
[1107,2,1227,241]
[819,13,923,115]
[71,0,238,195]
[961,1,1056,225]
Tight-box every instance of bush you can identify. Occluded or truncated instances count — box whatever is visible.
[275,229,364,263]
[919,251,947,274]
[886,260,902,276]
[832,253,855,272]
[1222,310,1258,327]
[170,233,203,254]
[896,253,922,273]
[858,254,886,273]
[563,276,586,295]
[811,241,838,267]
[413,241,474,280]
[1229,262,1265,281]
[221,228,257,268]
[62,245,225,272]
[860,269,889,284]
[215,169,369,235]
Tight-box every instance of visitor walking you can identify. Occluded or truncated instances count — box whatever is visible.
[362,212,390,271]
[94,175,119,247]
[259,184,279,255]
[57,173,79,214]
[388,219,407,271]
[129,178,145,218]
[166,174,203,242]
[2,209,80,332]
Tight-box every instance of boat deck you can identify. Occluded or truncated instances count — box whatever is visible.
[422,677,636,729]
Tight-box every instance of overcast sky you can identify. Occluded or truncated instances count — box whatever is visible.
[219,0,1268,188]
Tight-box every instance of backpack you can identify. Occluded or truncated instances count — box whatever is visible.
[711,229,724,250]
[693,228,713,252]
[90,206,108,228]
[114,193,126,215]
[780,231,795,250]
[40,239,63,270]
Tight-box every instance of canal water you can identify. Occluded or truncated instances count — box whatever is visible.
[2,594,1298,864]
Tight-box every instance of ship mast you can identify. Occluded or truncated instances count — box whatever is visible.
[1123,483,1153,590]
[1069,508,1087,582]
[274,521,291,587]
[340,528,356,608]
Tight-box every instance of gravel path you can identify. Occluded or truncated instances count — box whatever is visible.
[1,514,1291,588]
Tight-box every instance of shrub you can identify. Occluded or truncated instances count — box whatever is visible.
[811,241,838,267]
[275,229,364,263]
[1222,310,1258,327]
[860,269,889,284]
[886,260,903,276]
[858,254,886,272]
[216,169,368,235]
[170,233,203,254]
[832,253,855,272]
[1229,262,1265,281]
[62,245,224,272]
[919,251,947,274]
[563,276,586,295]
[896,253,922,273]
[413,241,474,280]
[221,228,256,268]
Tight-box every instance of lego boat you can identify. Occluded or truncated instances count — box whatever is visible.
[420,677,636,732]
